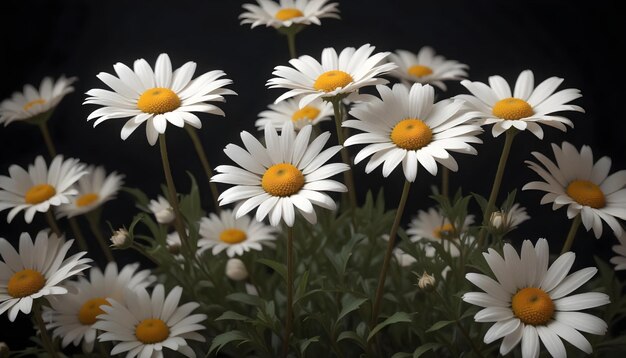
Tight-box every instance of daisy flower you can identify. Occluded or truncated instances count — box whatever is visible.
[0,231,91,322]
[255,96,333,131]
[523,142,626,238]
[0,155,86,223]
[343,83,482,182]
[0,75,77,126]
[457,69,583,138]
[212,122,349,227]
[149,195,175,225]
[490,203,530,233]
[610,232,626,271]
[463,239,609,357]
[267,43,397,108]
[94,284,207,358]
[406,207,474,257]
[388,47,468,91]
[240,0,340,29]
[198,209,277,257]
[393,247,417,267]
[45,262,153,352]
[84,53,236,145]
[56,165,124,218]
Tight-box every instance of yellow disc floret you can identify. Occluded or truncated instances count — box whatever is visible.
[292,106,320,122]
[7,269,46,298]
[137,88,181,114]
[23,99,46,111]
[492,98,534,120]
[76,193,100,207]
[566,180,606,208]
[220,228,247,244]
[433,223,456,239]
[275,8,303,21]
[407,65,433,78]
[390,119,433,150]
[24,184,56,204]
[511,287,554,326]
[261,163,305,197]
[135,318,170,344]
[78,297,110,325]
[313,70,354,92]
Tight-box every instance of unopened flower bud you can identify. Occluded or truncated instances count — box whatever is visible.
[155,207,175,224]
[226,258,248,281]
[110,228,132,249]
[490,211,505,229]
[418,271,436,291]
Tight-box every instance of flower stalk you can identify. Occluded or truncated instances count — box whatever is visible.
[158,134,189,246]
[282,226,295,358]
[329,97,358,213]
[185,126,220,212]
[561,214,582,254]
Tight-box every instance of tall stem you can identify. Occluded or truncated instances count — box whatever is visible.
[561,214,582,254]
[67,217,88,251]
[441,167,450,198]
[478,129,517,244]
[85,212,114,262]
[185,126,220,212]
[330,98,358,213]
[282,226,295,358]
[286,31,297,59]
[38,123,57,158]
[158,134,189,245]
[45,210,62,237]
[33,300,60,358]
[371,180,411,323]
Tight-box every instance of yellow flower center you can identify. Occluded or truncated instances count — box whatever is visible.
[511,287,554,326]
[292,106,320,123]
[7,269,46,298]
[566,180,606,208]
[78,297,110,325]
[275,8,304,21]
[135,318,170,344]
[76,193,100,207]
[219,228,247,244]
[137,87,181,114]
[261,163,305,197]
[432,223,456,239]
[407,65,433,78]
[23,99,46,111]
[24,184,56,204]
[313,70,354,92]
[390,118,432,150]
[492,98,534,120]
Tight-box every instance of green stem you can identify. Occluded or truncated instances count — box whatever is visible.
[561,214,582,254]
[433,290,485,358]
[478,128,518,244]
[185,126,221,212]
[130,244,159,265]
[158,134,189,246]
[33,301,60,358]
[282,226,295,358]
[45,210,62,237]
[67,217,88,252]
[38,123,57,158]
[442,167,450,198]
[85,212,114,262]
[286,30,297,59]
[330,98,358,213]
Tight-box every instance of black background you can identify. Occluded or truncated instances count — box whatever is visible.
[1,0,625,349]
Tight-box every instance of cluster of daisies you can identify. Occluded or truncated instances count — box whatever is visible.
[1,0,626,357]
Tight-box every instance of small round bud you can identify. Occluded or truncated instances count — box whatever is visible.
[155,207,175,224]
[418,271,436,291]
[226,258,248,281]
[490,211,505,229]
[110,228,132,249]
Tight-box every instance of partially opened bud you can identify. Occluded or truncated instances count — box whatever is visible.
[226,258,248,281]
[418,271,436,291]
[155,207,175,224]
[490,211,505,229]
[110,228,132,249]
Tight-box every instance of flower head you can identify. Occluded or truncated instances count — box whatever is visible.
[463,239,609,357]
[255,96,333,131]
[388,47,468,91]
[523,142,626,238]
[240,0,340,29]
[148,195,174,224]
[343,83,482,182]
[406,207,474,257]
[226,258,249,281]
[457,70,583,138]
[84,53,236,145]
[56,165,124,218]
[490,203,530,234]
[610,232,626,271]
[110,228,131,249]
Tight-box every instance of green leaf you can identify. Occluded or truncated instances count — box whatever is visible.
[295,270,309,302]
[208,330,250,354]
[337,296,368,323]
[367,312,412,341]
[471,192,488,215]
[226,292,265,307]
[215,310,251,322]
[337,331,366,349]
[179,172,204,223]
[257,258,287,282]
[426,320,454,333]
[298,336,320,355]
[121,186,150,208]
[391,353,412,358]
[413,342,442,357]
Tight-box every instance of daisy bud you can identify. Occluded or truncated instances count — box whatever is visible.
[155,207,175,224]
[226,258,248,281]
[110,228,132,249]
[418,271,436,291]
[490,211,505,229]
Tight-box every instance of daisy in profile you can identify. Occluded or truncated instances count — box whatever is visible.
[343,83,482,182]
[212,122,348,226]
[490,203,530,234]
[388,47,468,91]
[0,155,86,223]
[45,262,153,352]
[0,231,91,321]
[84,53,236,145]
[523,142,626,238]
[0,75,77,126]
[457,69,583,138]
[240,0,339,29]
[267,44,397,107]
[149,195,175,225]
[94,284,206,358]
[406,207,474,257]
[611,233,626,271]
[463,239,609,357]
[255,96,333,131]
[198,209,277,257]
[56,165,124,218]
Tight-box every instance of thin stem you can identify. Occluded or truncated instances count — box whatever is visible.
[282,226,295,358]
[45,210,62,237]
[433,290,486,358]
[478,128,518,244]
[33,300,60,358]
[441,167,450,198]
[371,180,411,323]
[185,126,220,212]
[286,31,297,59]
[130,244,159,266]
[85,212,114,262]
[158,134,189,245]
[38,123,57,158]
[67,217,88,251]
[561,214,582,254]
[330,98,358,213]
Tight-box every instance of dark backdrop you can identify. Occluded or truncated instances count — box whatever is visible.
[1,0,625,349]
